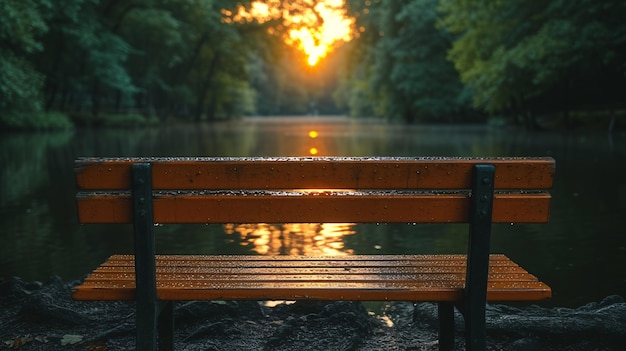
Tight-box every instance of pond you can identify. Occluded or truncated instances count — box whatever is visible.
[1,116,625,307]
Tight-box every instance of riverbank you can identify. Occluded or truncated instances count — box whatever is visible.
[1,277,625,350]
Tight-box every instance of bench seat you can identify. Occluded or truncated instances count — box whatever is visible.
[74,254,551,302]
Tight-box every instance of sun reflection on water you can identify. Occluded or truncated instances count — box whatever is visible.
[224,222,356,256]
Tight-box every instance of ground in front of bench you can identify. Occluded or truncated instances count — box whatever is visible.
[2,276,622,351]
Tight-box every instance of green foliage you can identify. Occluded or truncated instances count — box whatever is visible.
[37,0,136,113]
[0,51,44,111]
[337,0,470,122]
[0,0,283,127]
[0,110,73,130]
[72,112,159,128]
[439,0,626,126]
[0,0,50,52]
[29,111,73,130]
[0,0,51,128]
[388,0,470,121]
[2,0,357,127]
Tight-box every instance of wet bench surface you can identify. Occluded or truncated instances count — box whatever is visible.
[72,157,554,351]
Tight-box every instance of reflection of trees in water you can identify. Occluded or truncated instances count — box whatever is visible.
[0,131,73,206]
[225,223,356,256]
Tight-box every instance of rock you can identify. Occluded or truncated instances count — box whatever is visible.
[175,300,266,346]
[175,301,244,323]
[87,322,134,342]
[19,291,90,325]
[265,301,382,351]
[508,337,542,351]
[486,296,626,338]
[0,277,42,298]
[183,321,236,342]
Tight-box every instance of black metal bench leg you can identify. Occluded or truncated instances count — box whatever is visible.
[158,302,174,351]
[463,164,494,351]
[464,303,486,351]
[438,302,455,351]
[133,163,158,351]
[136,299,158,351]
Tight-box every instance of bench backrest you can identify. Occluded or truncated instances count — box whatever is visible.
[75,157,554,225]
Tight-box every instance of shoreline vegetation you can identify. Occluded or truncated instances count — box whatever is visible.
[1,276,625,350]
[1,112,624,133]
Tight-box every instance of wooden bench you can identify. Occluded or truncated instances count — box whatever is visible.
[72,157,554,351]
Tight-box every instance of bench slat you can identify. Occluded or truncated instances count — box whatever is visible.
[89,255,533,275]
[72,254,551,302]
[75,157,555,190]
[76,191,551,224]
[99,253,518,265]
[75,282,551,302]
[85,273,537,282]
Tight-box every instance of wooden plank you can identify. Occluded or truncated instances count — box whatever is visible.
[87,265,531,275]
[83,272,537,283]
[86,254,534,279]
[76,191,551,224]
[99,254,523,268]
[105,253,511,262]
[73,281,552,302]
[72,254,551,302]
[75,157,555,190]
[91,258,528,268]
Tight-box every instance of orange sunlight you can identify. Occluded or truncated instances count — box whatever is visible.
[225,0,354,66]
[224,223,356,256]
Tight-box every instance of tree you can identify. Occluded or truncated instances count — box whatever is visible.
[34,0,136,118]
[36,0,265,121]
[336,0,469,122]
[439,0,626,128]
[0,0,50,128]
[386,0,470,122]
[3,0,365,126]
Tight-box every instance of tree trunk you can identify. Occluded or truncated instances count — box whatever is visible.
[44,30,66,111]
[92,80,101,118]
[193,53,221,122]
[115,89,122,113]
[608,108,616,133]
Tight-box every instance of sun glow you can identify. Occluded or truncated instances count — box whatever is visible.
[225,0,354,66]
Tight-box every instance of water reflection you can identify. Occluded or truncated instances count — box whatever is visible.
[308,129,320,155]
[224,223,356,256]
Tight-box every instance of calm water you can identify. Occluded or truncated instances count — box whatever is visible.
[1,116,625,307]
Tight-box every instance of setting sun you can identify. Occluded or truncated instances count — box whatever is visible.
[284,1,354,66]
[225,0,354,66]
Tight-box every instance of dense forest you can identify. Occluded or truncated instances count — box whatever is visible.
[1,0,625,130]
